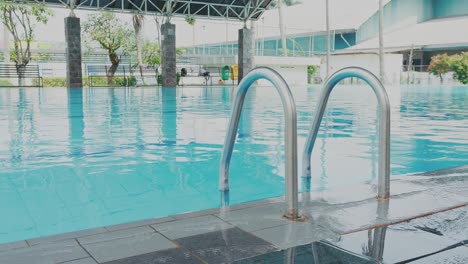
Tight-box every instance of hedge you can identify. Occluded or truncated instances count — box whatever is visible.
[0,79,13,86]
[31,76,138,87]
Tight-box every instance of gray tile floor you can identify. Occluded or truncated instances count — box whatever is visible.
[174,227,277,263]
[0,166,467,263]
[235,206,468,264]
[103,248,203,264]
[324,207,468,263]
[234,242,377,264]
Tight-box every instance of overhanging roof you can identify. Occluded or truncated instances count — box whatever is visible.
[10,0,273,20]
[336,16,468,55]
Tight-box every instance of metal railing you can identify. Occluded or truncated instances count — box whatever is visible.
[302,67,391,200]
[219,67,301,220]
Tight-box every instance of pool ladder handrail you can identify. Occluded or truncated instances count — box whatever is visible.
[219,67,301,220]
[302,67,391,199]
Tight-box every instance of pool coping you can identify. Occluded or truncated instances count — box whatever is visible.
[2,195,286,249]
[1,165,467,263]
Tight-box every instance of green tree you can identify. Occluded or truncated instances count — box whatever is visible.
[450,52,468,85]
[141,42,183,67]
[307,65,317,84]
[428,53,451,83]
[141,41,160,68]
[0,0,53,85]
[82,12,135,84]
[307,65,317,75]
[176,48,184,57]
[185,16,195,26]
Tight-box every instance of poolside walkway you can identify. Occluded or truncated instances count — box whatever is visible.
[0,166,467,263]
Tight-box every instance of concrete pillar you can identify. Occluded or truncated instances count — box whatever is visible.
[161,23,177,87]
[65,16,83,88]
[238,26,254,83]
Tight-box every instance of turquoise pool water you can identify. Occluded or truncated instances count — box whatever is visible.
[0,85,467,243]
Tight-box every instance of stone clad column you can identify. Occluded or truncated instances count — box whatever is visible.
[238,26,254,83]
[65,16,83,88]
[161,23,177,87]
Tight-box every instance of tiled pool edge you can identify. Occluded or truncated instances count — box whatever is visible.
[0,195,283,251]
[0,165,467,263]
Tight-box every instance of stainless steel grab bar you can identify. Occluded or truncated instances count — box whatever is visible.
[302,67,391,199]
[219,67,301,220]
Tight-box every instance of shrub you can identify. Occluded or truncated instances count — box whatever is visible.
[307,65,317,75]
[0,79,13,86]
[33,77,67,87]
[450,52,468,85]
[25,76,138,87]
[428,54,451,83]
[87,76,137,87]
[114,76,137,86]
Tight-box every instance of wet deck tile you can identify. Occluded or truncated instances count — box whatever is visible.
[104,216,176,232]
[252,221,338,250]
[234,242,376,264]
[78,226,154,245]
[103,248,203,264]
[411,245,468,263]
[383,191,466,223]
[303,201,384,234]
[27,227,108,246]
[61,257,98,264]
[175,227,278,263]
[0,239,88,264]
[216,203,289,232]
[152,215,232,240]
[83,232,176,263]
[326,207,468,264]
[0,240,28,252]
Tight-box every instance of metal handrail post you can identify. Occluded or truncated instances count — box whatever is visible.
[219,67,300,220]
[302,67,391,199]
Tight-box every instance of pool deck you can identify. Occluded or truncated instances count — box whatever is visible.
[0,165,467,263]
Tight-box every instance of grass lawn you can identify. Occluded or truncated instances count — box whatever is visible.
[0,79,13,86]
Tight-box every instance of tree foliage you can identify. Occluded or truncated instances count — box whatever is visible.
[269,0,301,8]
[307,65,317,75]
[141,41,160,68]
[428,52,468,85]
[176,48,184,57]
[428,53,451,83]
[82,12,135,82]
[0,0,53,70]
[450,52,468,85]
[185,16,195,26]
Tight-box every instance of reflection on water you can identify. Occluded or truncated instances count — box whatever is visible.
[327,204,468,264]
[236,240,377,263]
[237,201,467,264]
[0,85,467,243]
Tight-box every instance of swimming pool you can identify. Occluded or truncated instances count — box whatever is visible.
[0,85,467,243]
